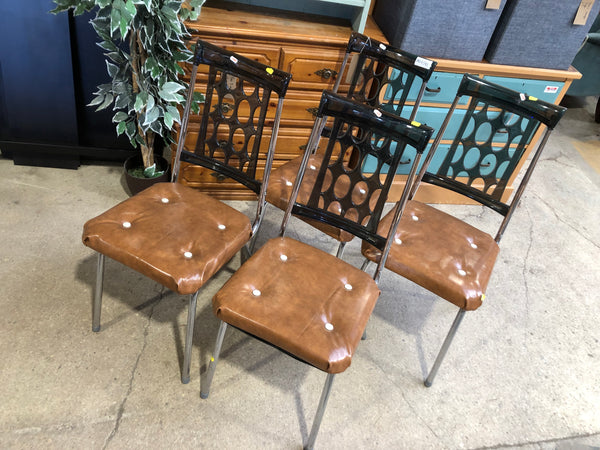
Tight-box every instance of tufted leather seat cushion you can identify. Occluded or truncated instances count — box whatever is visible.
[213,237,380,374]
[82,182,252,295]
[266,155,355,243]
[362,200,499,310]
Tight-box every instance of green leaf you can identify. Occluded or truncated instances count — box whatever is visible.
[124,0,137,17]
[116,121,127,136]
[112,111,129,123]
[143,106,160,125]
[158,81,185,101]
[125,120,137,140]
[166,105,180,123]
[96,94,114,111]
[110,7,121,36]
[119,16,129,40]
[134,92,148,112]
[106,61,119,78]
[87,95,105,107]
[163,111,173,129]
[143,164,157,177]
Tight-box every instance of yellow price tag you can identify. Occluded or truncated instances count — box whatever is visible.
[411,120,421,127]
[528,96,538,101]
[266,67,274,75]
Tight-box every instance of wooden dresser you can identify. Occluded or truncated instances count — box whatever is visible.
[179,4,386,200]
[180,4,581,203]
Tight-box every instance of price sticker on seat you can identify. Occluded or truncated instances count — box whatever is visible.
[414,57,433,70]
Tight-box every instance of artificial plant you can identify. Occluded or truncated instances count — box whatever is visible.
[51,0,205,177]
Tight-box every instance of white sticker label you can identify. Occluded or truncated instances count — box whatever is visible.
[519,93,526,101]
[373,109,382,117]
[229,56,238,64]
[544,85,559,93]
[379,43,387,51]
[414,57,433,70]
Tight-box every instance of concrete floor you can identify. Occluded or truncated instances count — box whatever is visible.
[1,97,599,449]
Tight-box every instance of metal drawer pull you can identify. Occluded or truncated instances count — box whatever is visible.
[213,102,234,113]
[400,158,412,165]
[480,162,491,167]
[210,172,227,181]
[315,68,338,79]
[217,140,229,148]
[299,144,307,151]
[497,129,508,133]
[425,86,441,93]
[306,107,319,116]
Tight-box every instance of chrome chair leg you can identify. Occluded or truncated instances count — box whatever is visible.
[305,373,335,450]
[201,320,228,399]
[424,308,466,387]
[92,253,105,332]
[181,291,199,384]
[335,241,346,259]
[360,258,371,272]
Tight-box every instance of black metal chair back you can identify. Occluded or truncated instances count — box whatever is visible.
[172,39,291,196]
[413,73,566,241]
[335,31,438,121]
[282,90,433,255]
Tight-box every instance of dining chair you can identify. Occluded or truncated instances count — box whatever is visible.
[82,40,291,384]
[361,74,567,386]
[200,90,433,449]
[266,31,437,258]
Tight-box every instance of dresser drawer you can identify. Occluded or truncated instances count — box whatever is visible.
[281,46,346,91]
[182,38,281,81]
[405,72,469,105]
[483,76,564,104]
[180,125,311,161]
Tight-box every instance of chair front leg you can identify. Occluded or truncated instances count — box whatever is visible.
[424,308,466,387]
[305,373,335,450]
[181,291,199,384]
[200,320,228,399]
[92,253,105,332]
[335,241,346,259]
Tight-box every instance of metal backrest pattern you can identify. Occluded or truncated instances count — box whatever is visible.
[285,91,433,250]
[338,32,437,120]
[173,40,291,194]
[420,74,566,217]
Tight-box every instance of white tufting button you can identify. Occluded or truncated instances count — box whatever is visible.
[184,251,193,259]
[218,224,226,230]
[285,180,293,186]
[122,221,131,228]
[470,242,478,249]
[325,323,334,331]
[344,283,353,291]
[412,215,419,221]
[310,165,316,170]
[252,289,261,297]
[395,238,402,245]
[458,269,466,276]
[161,198,169,203]
[359,188,366,194]
[280,254,288,262]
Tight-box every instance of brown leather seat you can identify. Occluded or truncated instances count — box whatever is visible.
[213,237,380,373]
[362,200,499,311]
[83,182,252,295]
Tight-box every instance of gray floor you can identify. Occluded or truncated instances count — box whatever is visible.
[1,97,599,449]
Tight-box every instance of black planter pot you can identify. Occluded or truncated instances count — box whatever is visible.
[124,154,170,195]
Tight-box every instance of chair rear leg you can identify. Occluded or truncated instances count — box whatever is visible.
[305,373,335,450]
[335,241,346,259]
[92,253,105,332]
[424,308,466,387]
[181,291,199,384]
[201,320,228,399]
